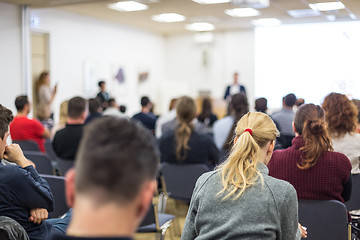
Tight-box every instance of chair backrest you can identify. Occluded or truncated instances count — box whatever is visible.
[13,140,40,152]
[44,139,58,161]
[298,199,348,240]
[56,158,74,176]
[139,204,157,228]
[40,174,69,218]
[160,163,210,203]
[0,216,29,240]
[23,151,54,175]
[345,174,360,211]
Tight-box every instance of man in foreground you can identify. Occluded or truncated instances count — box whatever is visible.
[50,116,159,239]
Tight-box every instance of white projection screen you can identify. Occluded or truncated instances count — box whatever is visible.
[254,21,360,110]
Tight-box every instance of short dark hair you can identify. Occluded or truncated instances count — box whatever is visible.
[140,96,150,107]
[98,81,105,88]
[88,98,101,114]
[255,97,267,113]
[108,98,116,107]
[68,96,86,119]
[75,117,159,204]
[15,95,29,111]
[0,105,13,139]
[284,93,296,107]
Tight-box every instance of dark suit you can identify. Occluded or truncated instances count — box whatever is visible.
[224,85,246,100]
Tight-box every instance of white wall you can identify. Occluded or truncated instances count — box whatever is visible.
[30,8,165,118]
[0,2,23,114]
[163,31,255,111]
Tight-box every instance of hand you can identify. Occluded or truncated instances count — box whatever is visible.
[29,208,48,224]
[3,144,31,168]
[299,223,308,238]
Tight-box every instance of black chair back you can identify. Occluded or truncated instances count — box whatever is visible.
[13,140,40,152]
[298,199,348,240]
[40,174,69,218]
[23,151,54,175]
[57,158,74,176]
[160,163,210,203]
[44,139,58,161]
[345,174,360,211]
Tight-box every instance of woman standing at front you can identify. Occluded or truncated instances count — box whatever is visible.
[36,71,57,120]
[182,112,303,240]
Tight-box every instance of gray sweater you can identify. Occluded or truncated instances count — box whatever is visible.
[181,163,299,240]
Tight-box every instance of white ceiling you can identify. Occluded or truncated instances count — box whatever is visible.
[3,0,360,34]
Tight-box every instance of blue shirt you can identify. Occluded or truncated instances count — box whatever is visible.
[0,163,54,240]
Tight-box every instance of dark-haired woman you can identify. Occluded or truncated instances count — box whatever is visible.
[197,98,218,129]
[268,104,352,204]
[159,96,219,167]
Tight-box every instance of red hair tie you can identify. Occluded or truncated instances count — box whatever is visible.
[244,128,253,136]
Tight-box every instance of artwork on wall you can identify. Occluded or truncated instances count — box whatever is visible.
[115,67,125,84]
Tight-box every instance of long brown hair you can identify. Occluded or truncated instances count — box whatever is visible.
[294,104,333,170]
[222,93,249,150]
[175,96,196,161]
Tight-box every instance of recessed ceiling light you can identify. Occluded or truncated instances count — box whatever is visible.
[192,0,230,4]
[152,13,186,23]
[108,1,148,12]
[287,9,322,18]
[185,22,215,32]
[309,2,345,12]
[252,18,281,26]
[225,8,260,17]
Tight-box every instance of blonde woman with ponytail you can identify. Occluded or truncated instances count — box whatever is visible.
[182,112,303,240]
[159,96,219,166]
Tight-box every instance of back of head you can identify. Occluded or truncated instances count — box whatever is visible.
[14,95,29,112]
[200,98,212,117]
[284,93,296,107]
[88,98,101,114]
[219,112,279,200]
[175,96,196,161]
[59,100,69,125]
[352,99,360,124]
[294,104,333,169]
[169,98,177,111]
[107,98,117,108]
[322,92,358,136]
[75,117,159,204]
[140,96,150,107]
[222,93,249,150]
[255,97,267,113]
[68,96,86,119]
[0,105,13,140]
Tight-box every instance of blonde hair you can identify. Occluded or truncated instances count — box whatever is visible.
[175,96,196,161]
[218,112,279,200]
[59,100,69,126]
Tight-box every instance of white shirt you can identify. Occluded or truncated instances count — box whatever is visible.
[103,107,127,118]
[332,132,360,174]
[155,109,176,138]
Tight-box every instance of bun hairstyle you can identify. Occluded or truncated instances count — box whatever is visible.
[222,93,249,150]
[218,112,279,200]
[175,96,196,161]
[294,104,333,170]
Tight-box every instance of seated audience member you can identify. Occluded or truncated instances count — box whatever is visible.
[268,104,352,204]
[213,93,248,151]
[51,100,68,140]
[96,80,110,110]
[322,93,360,174]
[102,98,125,118]
[182,112,305,240]
[53,97,86,160]
[119,105,127,114]
[159,96,219,167]
[50,117,159,240]
[254,97,267,113]
[10,95,50,152]
[85,98,102,124]
[197,98,218,129]
[155,98,177,138]
[352,99,360,133]
[132,96,157,132]
[272,93,297,148]
[296,98,305,107]
[0,104,69,239]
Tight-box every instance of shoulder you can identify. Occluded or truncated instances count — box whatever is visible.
[193,171,219,195]
[264,175,297,202]
[213,116,233,128]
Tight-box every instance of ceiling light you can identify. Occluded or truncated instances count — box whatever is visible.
[152,13,186,22]
[108,1,148,12]
[185,22,215,32]
[192,0,230,4]
[309,2,345,12]
[225,8,260,17]
[287,9,321,18]
[252,18,281,26]
[194,32,214,43]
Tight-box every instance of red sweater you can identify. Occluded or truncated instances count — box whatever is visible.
[268,136,351,203]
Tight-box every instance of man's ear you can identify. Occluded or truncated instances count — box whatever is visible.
[136,180,156,222]
[65,169,76,208]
